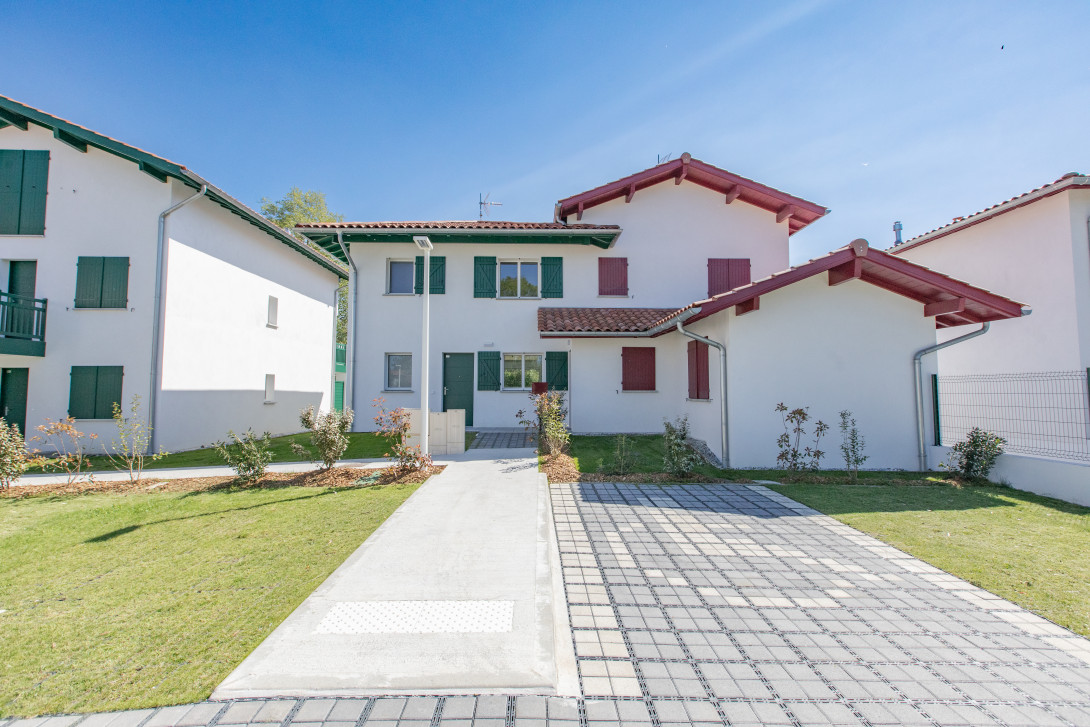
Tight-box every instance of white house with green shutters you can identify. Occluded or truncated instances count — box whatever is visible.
[298,154,1027,469]
[0,95,345,452]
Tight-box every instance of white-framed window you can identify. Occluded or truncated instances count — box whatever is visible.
[503,353,543,389]
[264,374,276,403]
[499,260,539,298]
[267,295,279,328]
[385,353,412,390]
[387,259,415,294]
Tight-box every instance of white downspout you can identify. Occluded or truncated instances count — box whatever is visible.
[149,184,207,452]
[912,322,990,471]
[335,232,357,424]
[676,321,729,469]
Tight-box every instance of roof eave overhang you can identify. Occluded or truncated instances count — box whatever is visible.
[555,155,828,235]
[538,308,699,338]
[891,177,1090,254]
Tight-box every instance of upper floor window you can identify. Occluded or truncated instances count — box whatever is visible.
[267,295,279,328]
[0,150,49,236]
[707,258,751,297]
[387,260,415,294]
[75,257,129,309]
[500,261,539,298]
[599,257,628,296]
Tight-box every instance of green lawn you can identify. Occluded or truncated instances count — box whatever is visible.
[31,431,477,475]
[0,482,420,717]
[769,483,1090,639]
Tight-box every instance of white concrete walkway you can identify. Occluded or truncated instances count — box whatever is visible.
[212,448,578,699]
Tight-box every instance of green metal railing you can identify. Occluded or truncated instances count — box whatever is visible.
[0,291,47,344]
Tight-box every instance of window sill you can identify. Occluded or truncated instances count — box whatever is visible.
[497,297,542,301]
[72,306,129,310]
[263,400,276,405]
[687,397,712,402]
[71,418,112,422]
[266,323,278,329]
[384,292,416,296]
[598,294,630,298]
[382,389,414,393]
[621,389,658,393]
[0,234,46,238]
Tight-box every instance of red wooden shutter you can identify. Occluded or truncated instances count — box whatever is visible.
[599,258,628,296]
[708,258,751,297]
[687,340,710,399]
[621,347,655,391]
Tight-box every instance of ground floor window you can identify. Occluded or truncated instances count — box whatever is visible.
[386,353,412,390]
[69,365,123,419]
[503,353,542,389]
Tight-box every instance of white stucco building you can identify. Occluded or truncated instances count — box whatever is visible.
[299,155,1025,470]
[0,95,345,452]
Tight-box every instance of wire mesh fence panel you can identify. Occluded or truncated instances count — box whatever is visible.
[936,370,1090,462]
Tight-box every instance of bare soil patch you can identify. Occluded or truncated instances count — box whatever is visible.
[3,465,445,499]
[540,451,745,484]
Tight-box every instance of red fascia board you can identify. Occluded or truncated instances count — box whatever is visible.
[891,181,1090,254]
[555,156,827,232]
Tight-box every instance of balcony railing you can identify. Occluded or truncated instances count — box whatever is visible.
[0,291,47,356]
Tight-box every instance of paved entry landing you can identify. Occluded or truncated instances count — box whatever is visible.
[213,449,575,698]
[470,428,536,449]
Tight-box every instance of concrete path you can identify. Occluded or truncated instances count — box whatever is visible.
[212,448,578,698]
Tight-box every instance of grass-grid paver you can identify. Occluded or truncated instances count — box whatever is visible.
[8,483,1090,726]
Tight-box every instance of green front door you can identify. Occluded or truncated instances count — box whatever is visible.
[0,367,29,435]
[443,353,474,427]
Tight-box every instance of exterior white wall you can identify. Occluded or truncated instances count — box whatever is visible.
[349,182,794,431]
[930,445,1090,507]
[725,275,938,470]
[0,123,340,453]
[159,187,339,451]
[896,192,1085,373]
[0,123,167,448]
[576,181,791,304]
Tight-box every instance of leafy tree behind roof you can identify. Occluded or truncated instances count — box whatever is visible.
[261,187,348,343]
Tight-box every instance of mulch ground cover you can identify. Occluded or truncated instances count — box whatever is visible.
[3,465,445,499]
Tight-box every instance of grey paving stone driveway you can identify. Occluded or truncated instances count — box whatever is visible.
[6,483,1090,727]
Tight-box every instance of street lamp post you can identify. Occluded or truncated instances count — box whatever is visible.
[413,236,433,456]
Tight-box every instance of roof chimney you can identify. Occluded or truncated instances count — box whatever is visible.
[893,220,903,246]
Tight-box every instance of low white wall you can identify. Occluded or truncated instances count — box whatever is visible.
[930,445,1090,507]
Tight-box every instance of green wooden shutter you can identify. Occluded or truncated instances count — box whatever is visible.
[0,150,23,235]
[415,256,446,294]
[546,351,568,391]
[541,257,563,298]
[100,257,129,308]
[477,350,500,390]
[18,151,49,235]
[69,366,98,419]
[334,380,345,411]
[94,366,123,418]
[474,257,496,298]
[75,257,104,308]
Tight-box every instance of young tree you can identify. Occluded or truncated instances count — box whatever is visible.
[261,187,349,343]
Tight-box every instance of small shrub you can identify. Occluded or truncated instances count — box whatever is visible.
[516,391,570,455]
[0,419,32,489]
[372,398,432,472]
[663,416,701,478]
[597,434,643,475]
[32,417,98,484]
[291,405,355,469]
[942,427,1006,480]
[775,403,828,471]
[838,410,868,482]
[105,395,168,482]
[214,429,273,485]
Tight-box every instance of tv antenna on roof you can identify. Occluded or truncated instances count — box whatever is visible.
[479,193,503,220]
[657,153,673,165]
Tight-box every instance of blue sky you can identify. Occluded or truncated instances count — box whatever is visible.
[4,1,1088,262]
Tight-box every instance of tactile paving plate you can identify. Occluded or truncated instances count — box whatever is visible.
[314,600,515,634]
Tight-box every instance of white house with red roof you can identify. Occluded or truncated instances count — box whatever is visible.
[889,173,1090,502]
[0,95,345,452]
[299,154,1026,471]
